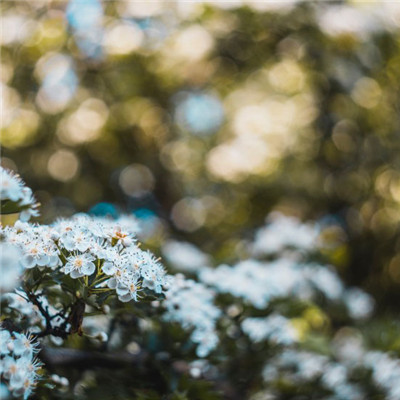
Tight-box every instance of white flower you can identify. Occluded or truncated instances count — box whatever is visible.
[344,288,374,319]
[88,239,108,260]
[12,333,39,358]
[107,226,134,247]
[111,215,140,236]
[21,241,49,269]
[19,188,40,221]
[61,229,91,252]
[321,363,348,388]
[101,247,124,275]
[0,167,39,221]
[0,170,22,201]
[0,243,23,292]
[139,251,165,294]
[101,260,115,275]
[115,277,141,302]
[64,253,96,278]
[305,265,344,301]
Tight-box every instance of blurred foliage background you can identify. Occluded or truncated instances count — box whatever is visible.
[2,0,400,311]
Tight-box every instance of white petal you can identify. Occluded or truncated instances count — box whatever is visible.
[82,262,95,275]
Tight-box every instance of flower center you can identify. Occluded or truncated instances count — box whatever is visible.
[74,258,83,268]
[115,231,127,239]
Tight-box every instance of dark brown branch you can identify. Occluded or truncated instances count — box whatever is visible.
[24,289,70,339]
[25,290,51,330]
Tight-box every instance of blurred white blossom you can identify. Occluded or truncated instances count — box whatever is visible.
[252,212,319,256]
[0,167,39,221]
[164,274,220,357]
[162,240,210,272]
[241,314,298,345]
[0,329,41,400]
[0,243,23,293]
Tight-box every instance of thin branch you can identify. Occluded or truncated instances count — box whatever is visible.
[24,289,71,339]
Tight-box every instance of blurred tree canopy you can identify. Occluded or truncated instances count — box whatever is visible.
[3,0,400,310]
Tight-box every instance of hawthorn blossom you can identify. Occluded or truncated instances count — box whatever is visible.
[0,329,41,400]
[139,251,165,294]
[0,167,39,221]
[108,273,141,302]
[12,333,40,359]
[200,258,360,311]
[1,212,167,305]
[2,223,60,271]
[64,252,96,278]
[61,229,92,252]
[164,274,221,357]
[3,291,45,331]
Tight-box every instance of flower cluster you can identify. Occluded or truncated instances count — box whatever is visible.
[363,351,400,399]
[200,258,370,314]
[0,329,41,399]
[241,314,298,345]
[2,291,44,330]
[2,221,60,270]
[252,212,319,256]
[162,240,210,272]
[262,349,363,400]
[261,343,400,400]
[0,167,39,221]
[343,288,375,320]
[164,274,221,357]
[200,227,375,319]
[1,214,166,304]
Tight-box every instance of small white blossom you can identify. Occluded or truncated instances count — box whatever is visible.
[344,288,374,319]
[0,167,39,221]
[64,253,96,278]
